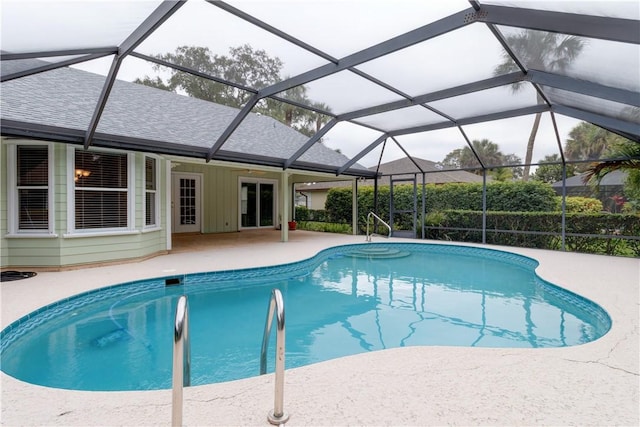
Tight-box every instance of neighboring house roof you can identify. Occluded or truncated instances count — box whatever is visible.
[299,156,485,190]
[0,60,369,175]
[369,157,486,185]
[551,170,627,188]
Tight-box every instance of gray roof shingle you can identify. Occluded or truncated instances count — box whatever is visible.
[1,62,367,171]
[300,156,486,190]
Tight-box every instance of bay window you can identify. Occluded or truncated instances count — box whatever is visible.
[72,149,131,231]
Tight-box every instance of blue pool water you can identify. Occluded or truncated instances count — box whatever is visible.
[0,243,610,391]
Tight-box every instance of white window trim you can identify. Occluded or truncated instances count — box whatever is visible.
[143,155,161,230]
[7,142,55,236]
[66,146,135,235]
[238,176,279,230]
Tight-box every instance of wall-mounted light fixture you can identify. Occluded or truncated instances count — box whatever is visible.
[74,168,91,182]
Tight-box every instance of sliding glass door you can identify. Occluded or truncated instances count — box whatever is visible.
[240,179,276,228]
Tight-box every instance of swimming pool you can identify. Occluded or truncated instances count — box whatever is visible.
[0,243,611,391]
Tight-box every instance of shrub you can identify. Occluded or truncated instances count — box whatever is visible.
[296,221,351,234]
[326,181,558,230]
[295,206,327,222]
[425,210,640,256]
[295,206,310,221]
[325,188,354,223]
[556,196,604,213]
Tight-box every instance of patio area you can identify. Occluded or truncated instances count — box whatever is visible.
[1,232,638,426]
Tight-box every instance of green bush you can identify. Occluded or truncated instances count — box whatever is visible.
[324,181,638,256]
[326,181,558,231]
[425,210,640,256]
[295,206,310,221]
[296,221,351,234]
[555,196,604,213]
[295,206,327,222]
[325,188,354,223]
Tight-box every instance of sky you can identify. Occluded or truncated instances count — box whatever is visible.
[2,0,636,168]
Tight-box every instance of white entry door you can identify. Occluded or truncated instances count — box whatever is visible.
[172,173,202,233]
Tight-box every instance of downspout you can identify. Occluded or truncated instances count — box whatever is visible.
[297,191,309,209]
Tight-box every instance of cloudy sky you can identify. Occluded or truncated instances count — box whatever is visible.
[3,0,636,168]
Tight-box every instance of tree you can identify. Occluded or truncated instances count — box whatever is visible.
[583,140,640,213]
[502,153,524,180]
[494,30,585,181]
[442,148,475,169]
[134,44,330,136]
[533,154,577,183]
[564,122,626,171]
[441,139,522,179]
[489,167,514,182]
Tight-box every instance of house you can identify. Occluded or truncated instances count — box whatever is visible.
[0,62,371,269]
[296,156,485,210]
[551,170,628,212]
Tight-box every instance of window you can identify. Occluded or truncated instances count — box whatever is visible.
[73,149,130,230]
[13,145,51,232]
[144,156,159,228]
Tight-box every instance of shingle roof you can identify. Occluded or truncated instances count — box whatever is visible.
[551,170,626,188]
[299,156,485,190]
[369,157,485,185]
[1,62,368,172]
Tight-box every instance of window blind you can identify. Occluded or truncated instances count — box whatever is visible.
[17,145,48,230]
[75,150,128,229]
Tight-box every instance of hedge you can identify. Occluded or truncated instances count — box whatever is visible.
[426,210,640,257]
[325,181,558,232]
[296,221,351,234]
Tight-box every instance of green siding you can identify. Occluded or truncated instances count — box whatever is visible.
[172,164,284,233]
[1,139,300,268]
[1,140,169,268]
[0,142,8,267]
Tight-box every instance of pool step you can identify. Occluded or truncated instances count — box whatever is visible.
[344,247,411,259]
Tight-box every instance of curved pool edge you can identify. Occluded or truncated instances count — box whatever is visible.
[1,236,638,426]
[1,241,612,355]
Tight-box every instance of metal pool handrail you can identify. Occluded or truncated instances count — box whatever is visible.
[366,211,391,242]
[172,295,191,427]
[260,288,289,425]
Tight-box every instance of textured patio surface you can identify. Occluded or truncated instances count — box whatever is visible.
[1,231,638,426]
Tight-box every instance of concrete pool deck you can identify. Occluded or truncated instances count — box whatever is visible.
[1,231,638,426]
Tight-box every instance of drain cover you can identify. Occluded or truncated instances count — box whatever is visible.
[1,271,37,282]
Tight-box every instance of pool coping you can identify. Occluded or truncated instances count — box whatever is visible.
[1,234,638,426]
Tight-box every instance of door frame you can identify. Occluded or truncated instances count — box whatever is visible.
[171,172,203,233]
[238,176,279,230]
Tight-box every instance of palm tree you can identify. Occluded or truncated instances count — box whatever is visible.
[564,122,625,172]
[494,30,585,181]
[583,141,640,183]
[583,141,640,213]
[470,138,504,167]
[442,139,506,172]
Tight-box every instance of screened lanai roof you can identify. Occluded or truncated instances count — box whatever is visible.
[1,0,638,177]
